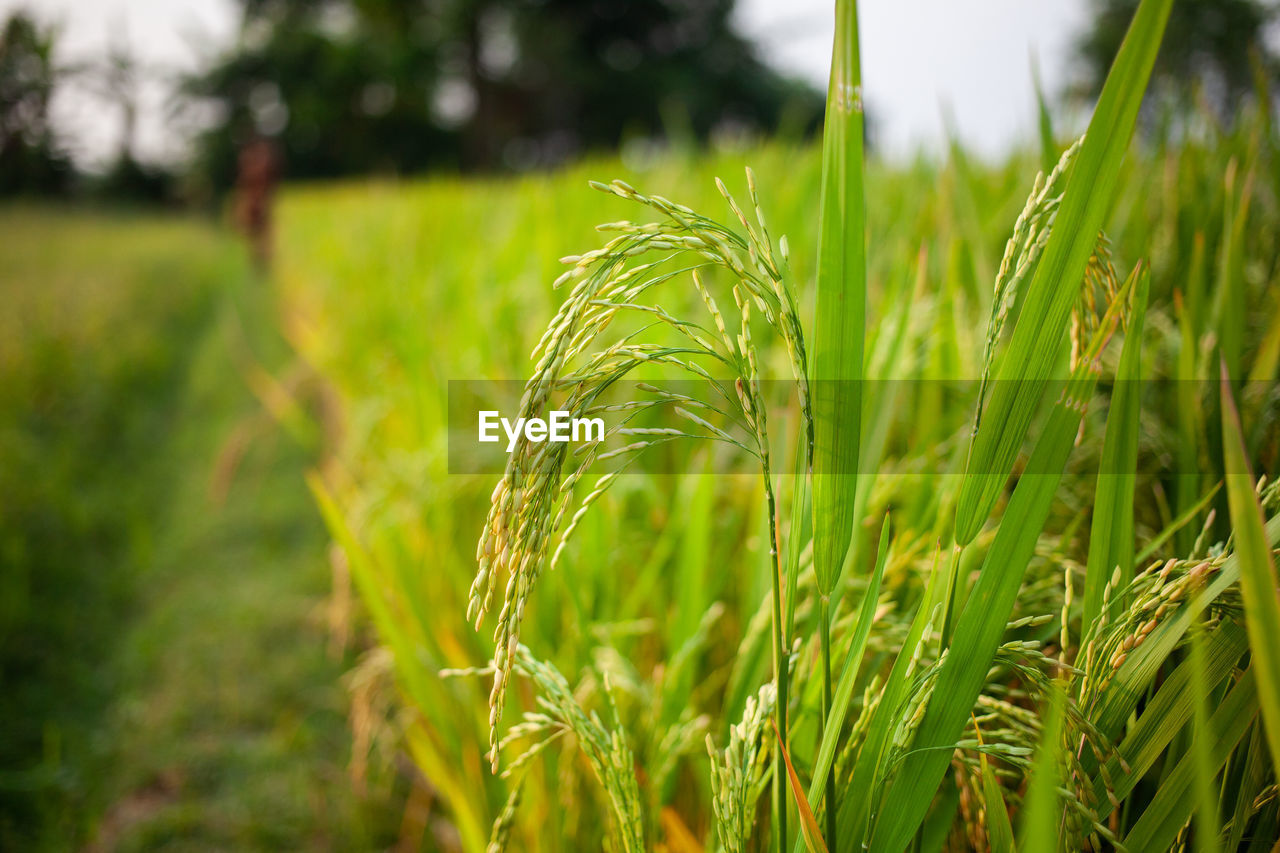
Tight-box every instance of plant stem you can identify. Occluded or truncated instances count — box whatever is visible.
[940,543,963,648]
[819,593,836,847]
[765,472,788,850]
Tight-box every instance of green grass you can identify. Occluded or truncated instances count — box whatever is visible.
[0,208,398,849]
[277,53,1280,851]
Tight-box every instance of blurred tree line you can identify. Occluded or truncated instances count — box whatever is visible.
[1,11,184,201]
[0,13,73,195]
[1073,0,1280,120]
[3,0,1280,202]
[182,0,825,191]
[2,0,826,200]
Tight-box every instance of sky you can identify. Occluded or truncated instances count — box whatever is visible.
[737,0,1091,156]
[3,0,1091,169]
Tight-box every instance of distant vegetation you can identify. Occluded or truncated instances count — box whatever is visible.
[0,0,824,203]
[1074,0,1279,114]
[0,14,74,195]
[183,0,824,188]
[5,0,1280,204]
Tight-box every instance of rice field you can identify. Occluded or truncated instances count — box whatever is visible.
[273,10,1280,853]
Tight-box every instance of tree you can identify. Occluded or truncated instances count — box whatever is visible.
[1073,0,1278,114]
[72,30,174,202]
[181,0,820,187]
[0,12,73,195]
[489,0,820,166]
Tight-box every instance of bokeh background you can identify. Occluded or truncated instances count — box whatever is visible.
[12,0,1254,195]
[2,0,1278,849]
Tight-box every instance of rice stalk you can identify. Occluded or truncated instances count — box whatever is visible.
[708,682,777,853]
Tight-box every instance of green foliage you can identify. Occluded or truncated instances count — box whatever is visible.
[1073,0,1279,115]
[183,0,821,189]
[0,13,73,195]
[1016,688,1064,852]
[1083,268,1148,630]
[955,0,1172,545]
[1222,369,1280,775]
[811,0,866,597]
[284,6,1280,844]
[810,5,867,838]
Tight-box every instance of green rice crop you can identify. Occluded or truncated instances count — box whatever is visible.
[283,2,1280,848]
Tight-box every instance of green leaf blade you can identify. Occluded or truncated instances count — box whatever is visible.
[805,516,891,814]
[1122,667,1257,853]
[869,271,1139,851]
[1083,267,1148,630]
[1221,364,1280,774]
[953,0,1173,545]
[811,0,866,595]
[1016,689,1065,853]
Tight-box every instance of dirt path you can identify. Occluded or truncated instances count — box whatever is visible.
[85,274,402,851]
[0,211,398,850]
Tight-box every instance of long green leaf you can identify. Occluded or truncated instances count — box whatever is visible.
[1032,54,1057,174]
[837,544,950,846]
[1214,164,1252,383]
[1221,364,1280,774]
[980,749,1016,853]
[1083,267,1148,630]
[831,248,919,609]
[804,516,890,818]
[870,273,1138,851]
[953,0,1172,545]
[1224,723,1269,852]
[1090,619,1249,816]
[1122,667,1258,853]
[811,0,865,595]
[1173,235,1207,556]
[1188,612,1223,853]
[918,783,961,853]
[1095,514,1280,740]
[1016,689,1065,852]
[810,3,867,845]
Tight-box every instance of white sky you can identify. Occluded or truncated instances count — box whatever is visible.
[4,0,1091,169]
[738,0,1091,156]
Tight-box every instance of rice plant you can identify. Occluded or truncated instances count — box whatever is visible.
[292,0,1280,848]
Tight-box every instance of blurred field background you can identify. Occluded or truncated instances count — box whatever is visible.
[0,211,403,847]
[3,0,1280,850]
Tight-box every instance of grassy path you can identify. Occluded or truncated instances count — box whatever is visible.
[0,209,396,849]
